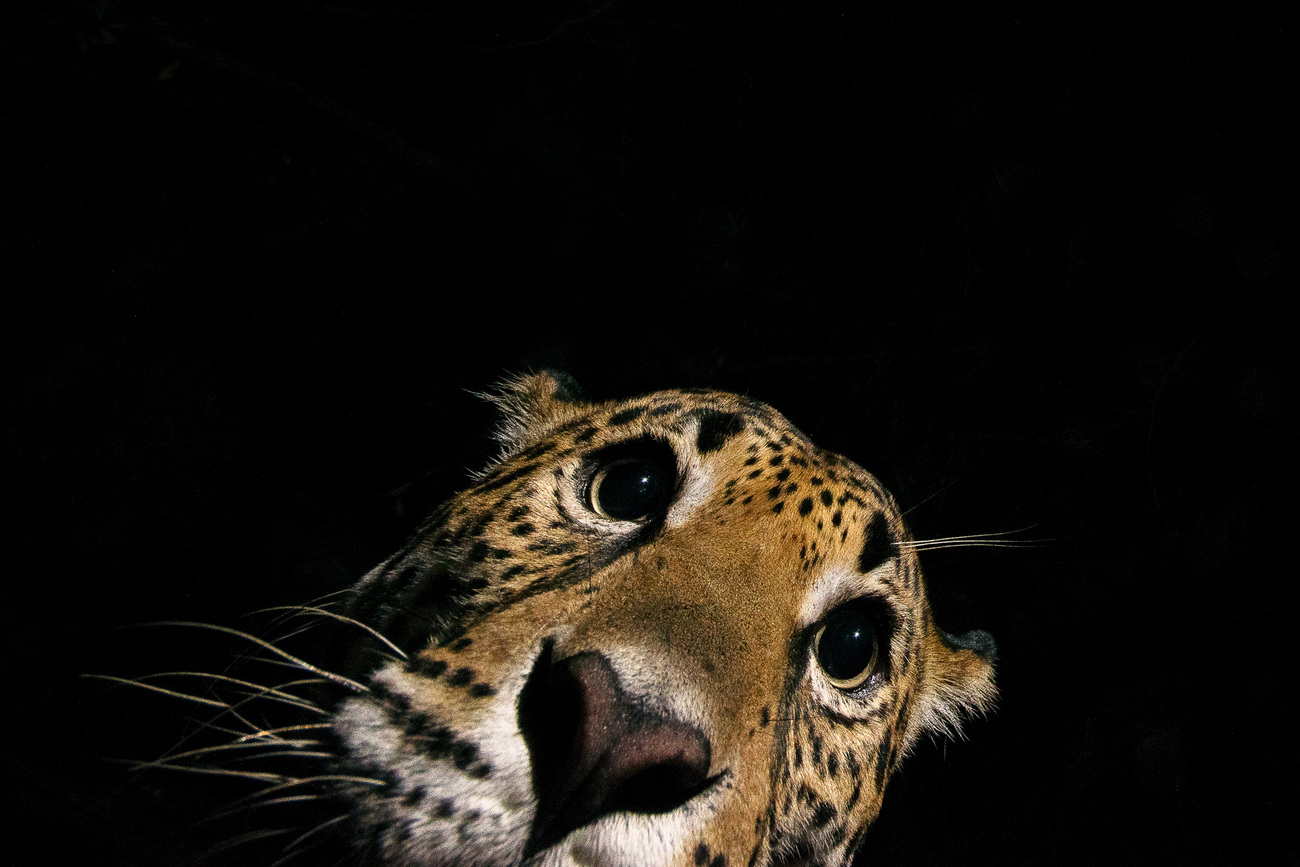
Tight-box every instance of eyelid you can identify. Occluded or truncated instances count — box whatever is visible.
[797,566,898,629]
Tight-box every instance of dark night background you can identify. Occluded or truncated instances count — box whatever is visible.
[3,1,1295,864]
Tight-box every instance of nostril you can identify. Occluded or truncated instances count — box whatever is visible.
[517,643,715,856]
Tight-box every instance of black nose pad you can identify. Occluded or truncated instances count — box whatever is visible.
[517,641,714,856]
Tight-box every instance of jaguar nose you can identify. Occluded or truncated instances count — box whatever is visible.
[518,641,714,856]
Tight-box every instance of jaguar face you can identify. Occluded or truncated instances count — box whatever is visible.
[325,373,997,867]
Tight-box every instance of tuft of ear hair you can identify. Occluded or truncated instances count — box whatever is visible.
[910,628,998,747]
[478,371,589,467]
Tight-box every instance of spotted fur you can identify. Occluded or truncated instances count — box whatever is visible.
[321,372,997,867]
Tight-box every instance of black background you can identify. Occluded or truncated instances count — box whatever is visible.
[4,1,1296,864]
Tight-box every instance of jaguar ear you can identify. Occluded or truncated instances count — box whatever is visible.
[912,627,998,745]
[482,371,589,460]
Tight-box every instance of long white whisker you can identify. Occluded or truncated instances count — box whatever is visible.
[903,540,1046,550]
[232,723,333,744]
[208,827,296,854]
[127,671,326,709]
[201,794,327,825]
[225,750,335,763]
[87,674,329,729]
[898,525,1054,550]
[278,813,351,859]
[115,758,295,784]
[222,774,387,809]
[84,674,239,711]
[134,622,370,694]
[254,605,408,660]
[153,739,324,764]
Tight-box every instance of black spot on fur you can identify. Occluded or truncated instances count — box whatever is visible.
[772,501,785,514]
[845,781,860,812]
[875,729,891,790]
[799,497,813,516]
[411,658,448,679]
[402,787,426,807]
[447,667,474,687]
[846,750,860,779]
[436,799,454,818]
[695,843,710,865]
[859,513,893,574]
[767,485,783,500]
[649,402,684,416]
[697,410,747,453]
[609,406,646,425]
[760,706,770,727]
[478,463,534,493]
[469,683,496,697]
[710,855,727,867]
[511,522,536,536]
[775,468,791,482]
[820,490,833,507]
[811,802,836,828]
[452,742,480,771]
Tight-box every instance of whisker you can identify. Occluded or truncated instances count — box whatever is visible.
[128,671,326,708]
[84,674,237,710]
[899,476,967,518]
[223,774,387,808]
[224,750,336,763]
[207,827,297,855]
[114,759,295,784]
[254,593,352,630]
[279,813,351,857]
[133,622,370,694]
[153,738,325,764]
[86,674,328,722]
[202,794,327,825]
[254,605,408,660]
[905,540,1046,550]
[898,525,1055,550]
[231,723,333,744]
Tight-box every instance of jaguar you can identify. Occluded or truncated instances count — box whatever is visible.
[122,372,996,867]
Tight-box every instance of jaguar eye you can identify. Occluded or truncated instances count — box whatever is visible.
[814,607,880,690]
[589,455,675,522]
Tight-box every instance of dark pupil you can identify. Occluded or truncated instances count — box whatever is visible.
[818,610,876,681]
[596,459,669,521]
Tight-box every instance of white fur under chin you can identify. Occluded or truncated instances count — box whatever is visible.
[333,684,716,867]
[525,806,712,867]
